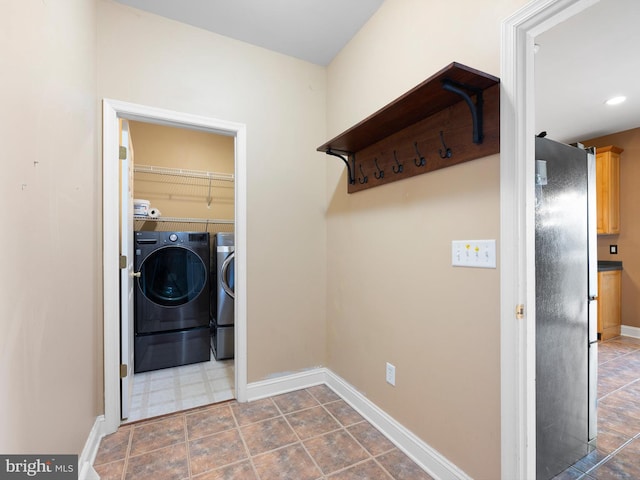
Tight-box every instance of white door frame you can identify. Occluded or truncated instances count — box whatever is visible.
[500,0,600,477]
[102,99,248,434]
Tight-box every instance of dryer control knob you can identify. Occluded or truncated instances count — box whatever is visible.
[169,233,178,242]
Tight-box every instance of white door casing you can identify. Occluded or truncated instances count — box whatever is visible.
[500,0,600,478]
[119,119,135,420]
[102,99,248,434]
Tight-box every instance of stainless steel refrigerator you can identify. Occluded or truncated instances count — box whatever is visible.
[535,136,598,479]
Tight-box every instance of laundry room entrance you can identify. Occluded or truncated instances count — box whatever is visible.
[124,121,236,421]
[102,99,248,433]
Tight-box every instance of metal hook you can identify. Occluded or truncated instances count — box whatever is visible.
[438,131,452,159]
[358,164,368,184]
[414,142,426,167]
[392,150,403,174]
[374,158,384,180]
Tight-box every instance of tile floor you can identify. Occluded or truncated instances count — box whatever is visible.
[94,384,434,480]
[554,335,640,479]
[125,356,234,423]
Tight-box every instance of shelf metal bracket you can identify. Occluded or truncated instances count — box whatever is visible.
[442,79,484,144]
[326,150,355,185]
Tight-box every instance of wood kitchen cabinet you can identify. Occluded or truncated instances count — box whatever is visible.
[595,145,623,235]
[598,269,621,340]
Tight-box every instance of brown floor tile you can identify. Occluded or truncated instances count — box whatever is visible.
[94,427,131,465]
[598,408,640,438]
[189,428,247,476]
[590,425,629,455]
[304,429,369,475]
[307,384,341,404]
[286,405,341,439]
[377,449,434,480]
[240,416,298,455]
[572,448,609,474]
[613,436,640,464]
[327,459,393,479]
[272,389,319,414]
[347,422,395,456]
[324,400,364,427]
[589,455,640,480]
[186,404,236,440]
[192,460,258,480]
[129,415,186,456]
[125,442,189,480]
[231,398,279,426]
[252,443,322,480]
[607,336,640,347]
[94,459,125,480]
[551,466,588,480]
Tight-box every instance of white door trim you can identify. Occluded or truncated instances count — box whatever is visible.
[500,0,600,478]
[102,99,248,434]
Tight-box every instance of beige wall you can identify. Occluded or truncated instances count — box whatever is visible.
[583,128,640,329]
[325,0,528,478]
[97,0,328,382]
[129,121,235,228]
[0,0,101,453]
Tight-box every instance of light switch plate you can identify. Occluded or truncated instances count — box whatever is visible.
[452,240,497,268]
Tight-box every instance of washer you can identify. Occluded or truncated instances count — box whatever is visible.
[211,232,234,360]
[134,231,210,372]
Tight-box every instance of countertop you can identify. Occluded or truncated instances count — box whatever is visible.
[598,260,623,271]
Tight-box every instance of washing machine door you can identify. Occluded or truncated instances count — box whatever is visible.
[138,246,207,308]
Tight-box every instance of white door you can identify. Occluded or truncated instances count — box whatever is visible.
[120,119,135,419]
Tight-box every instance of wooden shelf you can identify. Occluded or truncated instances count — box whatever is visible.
[318,62,500,193]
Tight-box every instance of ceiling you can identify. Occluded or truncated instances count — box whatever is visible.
[535,0,640,143]
[113,0,384,66]
[115,0,640,143]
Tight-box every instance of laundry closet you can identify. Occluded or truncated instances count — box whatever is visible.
[125,121,235,422]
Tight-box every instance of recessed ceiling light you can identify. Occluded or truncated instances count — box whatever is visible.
[605,96,626,106]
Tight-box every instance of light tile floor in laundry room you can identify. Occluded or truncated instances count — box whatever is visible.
[554,335,640,480]
[94,384,434,480]
[126,356,234,423]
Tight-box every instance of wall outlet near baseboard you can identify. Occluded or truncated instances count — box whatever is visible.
[386,362,396,386]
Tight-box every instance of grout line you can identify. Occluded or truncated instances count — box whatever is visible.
[228,397,262,480]
[183,411,193,479]
[121,425,133,480]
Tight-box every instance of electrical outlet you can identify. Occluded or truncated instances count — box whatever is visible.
[386,362,396,386]
[610,245,618,254]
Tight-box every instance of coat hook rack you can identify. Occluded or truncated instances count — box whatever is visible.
[414,142,426,167]
[317,62,500,194]
[374,158,384,179]
[326,150,355,185]
[358,164,368,184]
[392,150,403,174]
[438,131,452,159]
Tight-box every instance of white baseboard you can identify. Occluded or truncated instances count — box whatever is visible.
[621,325,640,339]
[78,415,107,480]
[324,371,471,480]
[245,368,326,401]
[245,368,470,480]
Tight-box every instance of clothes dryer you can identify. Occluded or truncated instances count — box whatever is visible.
[211,232,234,360]
[134,231,210,372]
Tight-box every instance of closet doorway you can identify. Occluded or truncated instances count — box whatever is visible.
[102,99,248,434]
[126,121,235,422]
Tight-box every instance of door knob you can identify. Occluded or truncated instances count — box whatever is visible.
[132,271,141,278]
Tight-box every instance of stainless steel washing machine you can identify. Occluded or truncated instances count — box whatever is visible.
[211,232,234,360]
[134,231,210,372]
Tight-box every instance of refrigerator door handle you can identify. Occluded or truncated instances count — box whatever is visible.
[588,298,598,343]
